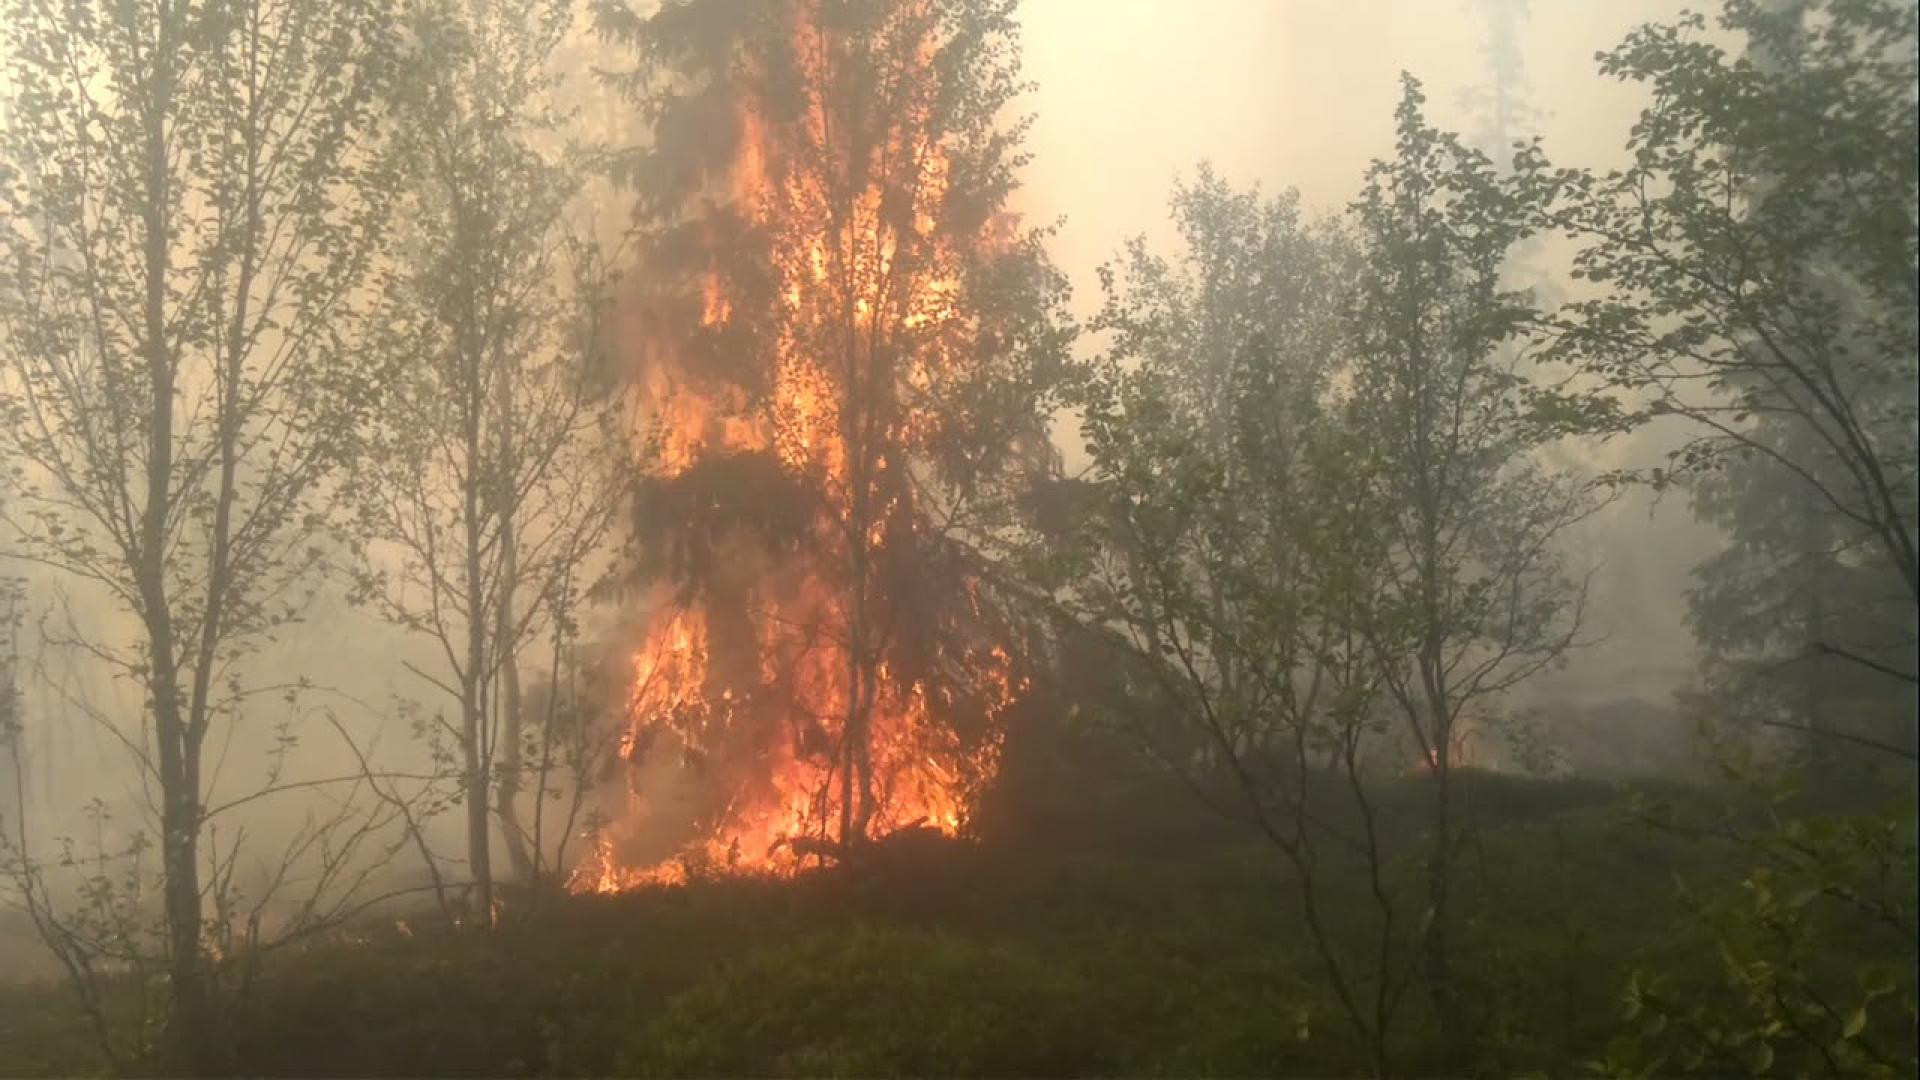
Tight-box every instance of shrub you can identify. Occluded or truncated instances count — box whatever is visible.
[619,925,1111,1077]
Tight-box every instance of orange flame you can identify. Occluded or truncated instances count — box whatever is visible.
[573,2,1024,893]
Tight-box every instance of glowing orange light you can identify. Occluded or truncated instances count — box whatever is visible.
[572,1,1024,894]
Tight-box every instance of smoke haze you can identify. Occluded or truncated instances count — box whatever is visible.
[0,0,1749,979]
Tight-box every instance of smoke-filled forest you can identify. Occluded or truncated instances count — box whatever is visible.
[0,0,1914,1075]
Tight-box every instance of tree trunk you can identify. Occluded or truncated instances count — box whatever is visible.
[1420,591,1459,1053]
[136,15,217,1067]
[462,563,494,921]
[464,715,494,924]
[1418,476,1461,1060]
[461,324,494,924]
[842,450,881,846]
[1800,500,1837,784]
[496,624,532,883]
[155,689,214,1073]
[1422,624,1463,1063]
[850,649,877,842]
[838,587,872,849]
[837,264,877,851]
[1425,721,1456,1054]
[495,361,533,884]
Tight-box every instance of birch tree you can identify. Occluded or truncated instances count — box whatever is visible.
[353,0,621,920]
[0,0,396,1066]
[1061,170,1422,1075]
[1347,76,1603,1059]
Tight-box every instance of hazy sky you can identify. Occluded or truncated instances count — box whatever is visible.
[1018,0,1683,310]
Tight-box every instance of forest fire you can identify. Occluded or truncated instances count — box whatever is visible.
[571,0,1039,892]
[8,0,1915,1072]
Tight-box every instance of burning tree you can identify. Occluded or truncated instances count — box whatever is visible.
[579,0,1071,887]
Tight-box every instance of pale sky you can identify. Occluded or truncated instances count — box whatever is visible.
[1017,0,1685,312]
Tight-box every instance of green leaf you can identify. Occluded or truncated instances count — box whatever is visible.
[1622,969,1648,1020]
[1842,1005,1868,1039]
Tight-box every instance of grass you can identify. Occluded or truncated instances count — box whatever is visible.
[0,768,1908,1077]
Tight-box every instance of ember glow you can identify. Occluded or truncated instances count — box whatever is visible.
[572,0,1030,892]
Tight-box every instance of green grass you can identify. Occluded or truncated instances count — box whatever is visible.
[0,770,1909,1077]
